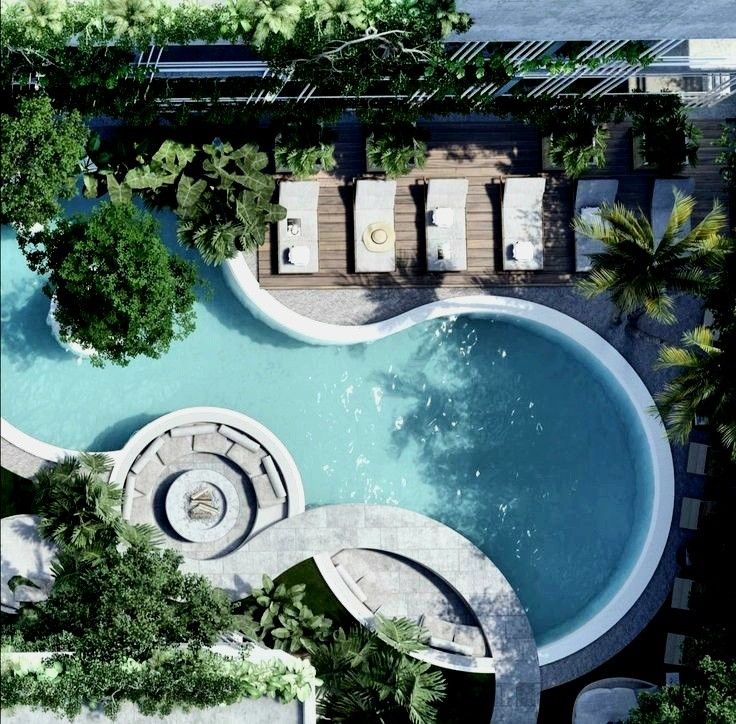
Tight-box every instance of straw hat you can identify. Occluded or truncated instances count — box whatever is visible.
[362,222,396,253]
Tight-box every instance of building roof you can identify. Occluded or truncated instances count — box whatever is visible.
[454,0,736,41]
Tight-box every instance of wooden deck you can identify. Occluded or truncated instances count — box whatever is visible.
[258,119,730,289]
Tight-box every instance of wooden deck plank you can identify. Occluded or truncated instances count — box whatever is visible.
[258,119,729,289]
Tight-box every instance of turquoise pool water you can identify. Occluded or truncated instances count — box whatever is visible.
[1,200,653,648]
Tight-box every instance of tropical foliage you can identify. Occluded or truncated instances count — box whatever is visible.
[238,574,332,654]
[547,124,608,179]
[1,647,321,719]
[654,237,736,457]
[0,96,88,227]
[632,104,701,175]
[6,545,233,658]
[18,201,199,367]
[574,193,727,324]
[656,327,735,455]
[33,453,159,559]
[274,123,337,178]
[627,656,736,724]
[309,616,446,724]
[367,124,428,178]
[176,141,286,264]
[716,121,736,191]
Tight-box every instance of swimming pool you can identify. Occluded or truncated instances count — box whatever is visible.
[1,200,670,664]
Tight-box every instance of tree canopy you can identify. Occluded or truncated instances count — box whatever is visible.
[0,95,88,227]
[627,657,736,724]
[6,544,233,660]
[19,201,200,367]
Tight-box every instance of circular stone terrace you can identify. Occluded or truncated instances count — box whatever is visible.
[111,408,305,560]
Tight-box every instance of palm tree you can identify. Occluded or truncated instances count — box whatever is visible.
[16,0,66,38]
[33,453,160,554]
[309,616,446,724]
[100,0,161,38]
[574,194,727,325]
[656,326,735,459]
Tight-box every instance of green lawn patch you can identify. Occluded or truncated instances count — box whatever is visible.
[0,467,35,517]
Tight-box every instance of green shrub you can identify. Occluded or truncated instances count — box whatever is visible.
[547,125,608,179]
[366,124,428,178]
[1,647,321,719]
[632,103,701,174]
[274,124,337,178]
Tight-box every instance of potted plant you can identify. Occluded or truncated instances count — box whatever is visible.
[541,114,608,178]
[631,105,701,174]
[365,123,428,178]
[273,122,336,178]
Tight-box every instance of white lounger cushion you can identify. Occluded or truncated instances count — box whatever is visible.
[334,564,368,603]
[262,455,287,498]
[252,473,286,509]
[426,179,468,272]
[502,177,546,270]
[419,614,455,641]
[171,423,217,438]
[130,437,165,474]
[428,636,474,657]
[219,425,261,453]
[354,180,397,272]
[278,181,320,274]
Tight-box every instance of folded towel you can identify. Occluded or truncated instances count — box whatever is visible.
[513,240,535,262]
[288,246,310,266]
[432,207,454,228]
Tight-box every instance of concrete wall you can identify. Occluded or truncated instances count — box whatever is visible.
[454,1,736,41]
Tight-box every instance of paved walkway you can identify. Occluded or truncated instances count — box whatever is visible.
[181,504,541,723]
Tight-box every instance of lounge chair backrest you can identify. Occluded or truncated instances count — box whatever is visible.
[427,178,468,209]
[279,180,319,210]
[356,179,397,210]
[651,178,694,245]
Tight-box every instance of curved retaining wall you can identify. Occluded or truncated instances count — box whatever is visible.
[223,252,675,667]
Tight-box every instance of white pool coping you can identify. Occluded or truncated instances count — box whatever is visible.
[222,252,675,666]
[0,252,675,668]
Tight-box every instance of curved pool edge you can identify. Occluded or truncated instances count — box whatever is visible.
[223,252,676,667]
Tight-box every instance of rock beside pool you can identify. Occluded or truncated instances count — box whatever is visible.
[47,297,95,360]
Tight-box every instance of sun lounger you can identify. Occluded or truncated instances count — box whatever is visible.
[502,177,546,270]
[574,179,618,271]
[671,577,694,610]
[425,179,469,271]
[686,442,710,475]
[651,178,695,247]
[664,633,690,666]
[679,497,717,530]
[703,308,720,342]
[278,181,320,273]
[354,179,397,272]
